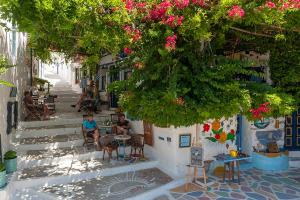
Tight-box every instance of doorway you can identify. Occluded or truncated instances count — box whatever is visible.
[285,108,300,150]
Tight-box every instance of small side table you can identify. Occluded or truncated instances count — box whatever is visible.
[114,135,131,159]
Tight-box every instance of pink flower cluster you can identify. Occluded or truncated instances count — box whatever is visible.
[266,1,276,8]
[228,5,245,18]
[123,25,142,42]
[192,0,205,6]
[124,47,133,55]
[249,102,270,119]
[280,0,300,10]
[162,15,184,27]
[174,0,190,9]
[165,34,177,50]
[124,0,134,11]
[149,1,172,20]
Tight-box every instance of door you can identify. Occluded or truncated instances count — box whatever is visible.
[285,108,300,150]
[143,121,154,146]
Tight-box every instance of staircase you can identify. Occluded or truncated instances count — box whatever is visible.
[2,73,181,200]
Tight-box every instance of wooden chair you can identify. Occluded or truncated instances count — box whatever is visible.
[130,134,145,158]
[81,115,94,146]
[44,95,56,112]
[24,102,42,121]
[100,135,118,161]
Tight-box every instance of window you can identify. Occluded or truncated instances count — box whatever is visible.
[101,75,106,91]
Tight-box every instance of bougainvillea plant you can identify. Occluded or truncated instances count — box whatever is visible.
[1,0,299,127]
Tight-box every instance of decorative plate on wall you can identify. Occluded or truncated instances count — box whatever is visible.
[254,118,270,129]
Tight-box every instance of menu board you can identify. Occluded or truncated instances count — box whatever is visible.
[191,146,203,166]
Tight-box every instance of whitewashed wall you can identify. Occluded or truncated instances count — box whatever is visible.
[0,23,29,158]
[130,116,237,177]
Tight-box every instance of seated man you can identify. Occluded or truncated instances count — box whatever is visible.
[82,114,100,149]
[116,113,130,135]
[23,91,50,120]
[72,81,98,113]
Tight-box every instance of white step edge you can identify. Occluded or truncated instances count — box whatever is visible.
[289,151,300,157]
[17,150,103,170]
[127,178,185,200]
[16,127,81,138]
[11,160,159,190]
[12,139,84,151]
[12,188,57,200]
[289,161,300,168]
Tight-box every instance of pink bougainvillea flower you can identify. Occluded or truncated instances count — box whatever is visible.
[192,0,205,6]
[124,47,133,55]
[165,34,177,50]
[149,1,172,20]
[203,123,210,132]
[125,0,134,11]
[162,15,184,27]
[132,29,142,42]
[249,102,270,119]
[228,5,245,18]
[174,0,190,9]
[136,2,147,8]
[266,1,276,8]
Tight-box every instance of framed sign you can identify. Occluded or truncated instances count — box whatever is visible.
[191,146,203,166]
[179,134,191,148]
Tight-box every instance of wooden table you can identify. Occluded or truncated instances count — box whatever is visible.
[216,154,251,184]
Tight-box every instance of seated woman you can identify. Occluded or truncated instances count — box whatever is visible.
[116,113,130,135]
[82,114,100,149]
[23,91,50,120]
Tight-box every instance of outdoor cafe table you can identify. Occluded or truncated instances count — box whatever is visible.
[114,135,131,159]
[215,154,251,185]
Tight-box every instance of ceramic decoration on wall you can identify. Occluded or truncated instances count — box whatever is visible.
[204,119,235,144]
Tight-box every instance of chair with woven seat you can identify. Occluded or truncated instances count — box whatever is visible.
[130,134,145,158]
[100,135,119,161]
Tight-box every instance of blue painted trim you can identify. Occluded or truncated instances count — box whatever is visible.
[236,115,243,151]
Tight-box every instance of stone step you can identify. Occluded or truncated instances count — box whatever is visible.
[19,113,113,129]
[12,133,84,151]
[289,157,300,168]
[289,151,300,157]
[12,166,171,200]
[18,146,102,169]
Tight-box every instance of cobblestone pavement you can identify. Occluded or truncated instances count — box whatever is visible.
[36,168,172,200]
[169,168,300,200]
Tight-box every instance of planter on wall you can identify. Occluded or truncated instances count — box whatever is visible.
[254,118,270,129]
[4,150,17,173]
[0,164,6,188]
[4,158,17,173]
[274,119,280,129]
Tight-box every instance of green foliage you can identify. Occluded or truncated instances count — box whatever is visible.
[4,150,17,160]
[1,0,299,126]
[0,55,15,87]
[0,163,5,172]
[34,77,49,85]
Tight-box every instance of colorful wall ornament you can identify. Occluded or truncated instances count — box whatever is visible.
[204,119,235,144]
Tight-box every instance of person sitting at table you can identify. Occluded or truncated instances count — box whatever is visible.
[72,81,98,113]
[23,91,50,120]
[82,114,101,149]
[116,113,130,135]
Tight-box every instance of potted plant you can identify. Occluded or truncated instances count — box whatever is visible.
[0,163,6,188]
[4,150,17,173]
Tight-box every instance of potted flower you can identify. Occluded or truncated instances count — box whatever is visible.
[250,102,271,129]
[4,150,17,173]
[0,163,6,188]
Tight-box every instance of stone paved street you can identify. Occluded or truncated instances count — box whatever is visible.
[169,168,300,200]
[31,168,173,200]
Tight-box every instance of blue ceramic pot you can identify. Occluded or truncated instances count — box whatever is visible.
[0,170,7,188]
[254,118,270,129]
[4,158,17,173]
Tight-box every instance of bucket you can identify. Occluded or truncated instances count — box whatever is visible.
[0,170,7,188]
[4,158,17,173]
